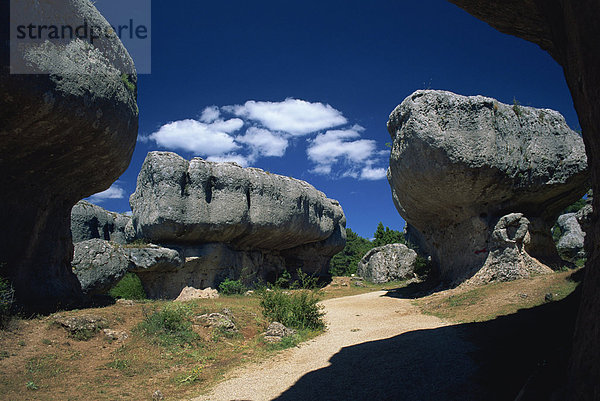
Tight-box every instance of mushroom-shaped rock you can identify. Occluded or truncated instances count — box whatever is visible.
[0,0,138,312]
[388,90,588,284]
[128,152,346,293]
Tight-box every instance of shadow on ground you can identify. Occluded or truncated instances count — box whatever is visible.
[273,284,581,401]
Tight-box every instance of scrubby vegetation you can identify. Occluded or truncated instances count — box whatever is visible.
[0,275,14,329]
[259,289,325,330]
[136,303,198,347]
[218,278,247,295]
[109,273,147,300]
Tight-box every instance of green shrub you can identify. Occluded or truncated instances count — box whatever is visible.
[136,303,198,347]
[218,278,246,295]
[274,270,292,289]
[296,269,319,290]
[0,276,14,329]
[260,289,324,330]
[109,273,146,300]
[413,255,431,278]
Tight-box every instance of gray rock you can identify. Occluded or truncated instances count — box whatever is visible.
[128,152,346,292]
[53,314,108,339]
[468,213,551,285]
[194,312,237,334]
[576,204,593,234]
[130,152,345,251]
[72,239,182,295]
[387,90,589,284]
[556,213,586,262]
[71,201,133,244]
[264,321,297,343]
[0,0,138,312]
[357,244,418,284]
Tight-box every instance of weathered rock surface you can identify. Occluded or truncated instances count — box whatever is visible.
[556,213,586,262]
[53,314,108,338]
[72,239,182,296]
[388,90,588,284]
[71,201,134,244]
[264,321,297,343]
[127,151,346,295]
[442,3,599,397]
[468,213,551,285]
[0,0,138,312]
[357,244,417,284]
[194,312,237,334]
[175,287,219,302]
[130,151,345,251]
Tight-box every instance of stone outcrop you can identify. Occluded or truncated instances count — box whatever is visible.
[468,213,551,285]
[442,2,599,397]
[556,213,586,262]
[71,201,134,244]
[387,90,588,285]
[126,151,346,296]
[0,0,138,312]
[357,244,418,284]
[72,239,182,296]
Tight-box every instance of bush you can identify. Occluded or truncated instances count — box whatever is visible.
[0,276,14,329]
[218,278,246,295]
[260,289,325,330]
[109,273,146,300]
[136,303,198,347]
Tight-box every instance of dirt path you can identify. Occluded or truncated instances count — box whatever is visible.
[190,291,477,401]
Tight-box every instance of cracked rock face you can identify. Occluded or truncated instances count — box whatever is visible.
[126,152,346,293]
[357,244,417,284]
[388,90,588,284]
[71,201,134,245]
[556,213,586,262]
[0,0,138,312]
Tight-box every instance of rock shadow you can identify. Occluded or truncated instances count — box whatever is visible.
[273,285,580,401]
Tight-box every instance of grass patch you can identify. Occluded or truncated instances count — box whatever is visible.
[109,273,147,300]
[135,303,199,347]
[414,270,580,323]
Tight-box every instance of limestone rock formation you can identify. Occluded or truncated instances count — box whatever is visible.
[556,213,586,262]
[441,3,599,396]
[0,0,138,312]
[71,201,134,244]
[72,239,182,296]
[357,244,417,284]
[127,151,346,295]
[387,90,588,284]
[468,213,551,285]
[130,151,345,251]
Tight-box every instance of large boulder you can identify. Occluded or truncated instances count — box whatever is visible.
[71,201,134,244]
[357,244,417,284]
[556,213,586,262]
[442,2,599,397]
[387,90,588,285]
[128,151,346,294]
[72,239,182,296]
[0,0,138,312]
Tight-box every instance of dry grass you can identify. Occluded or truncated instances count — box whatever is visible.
[413,269,581,323]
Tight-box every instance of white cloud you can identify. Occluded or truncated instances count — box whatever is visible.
[149,118,243,155]
[200,106,220,123]
[360,166,387,180]
[206,153,251,167]
[307,125,387,180]
[237,127,288,157]
[88,183,126,203]
[226,98,347,136]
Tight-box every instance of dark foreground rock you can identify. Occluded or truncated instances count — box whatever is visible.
[357,244,417,284]
[388,90,588,285]
[0,0,138,312]
[445,1,599,398]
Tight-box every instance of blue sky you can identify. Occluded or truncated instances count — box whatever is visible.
[89,0,578,239]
